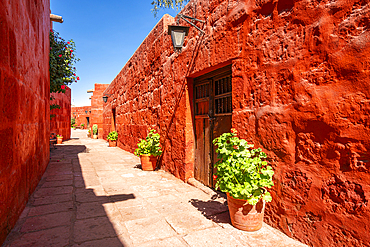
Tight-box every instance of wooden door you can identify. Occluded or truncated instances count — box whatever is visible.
[194,65,232,187]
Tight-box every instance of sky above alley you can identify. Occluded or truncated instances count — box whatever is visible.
[50,0,179,107]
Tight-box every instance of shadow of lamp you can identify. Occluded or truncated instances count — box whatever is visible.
[168,14,205,53]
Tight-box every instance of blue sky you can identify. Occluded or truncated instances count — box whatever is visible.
[50,0,179,107]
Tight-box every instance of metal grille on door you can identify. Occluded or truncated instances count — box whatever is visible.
[214,75,232,115]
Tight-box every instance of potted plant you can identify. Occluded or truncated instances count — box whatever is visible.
[71,118,76,129]
[107,131,118,147]
[213,128,274,231]
[92,124,98,139]
[134,129,162,171]
[87,129,91,138]
[81,123,85,129]
[56,135,63,144]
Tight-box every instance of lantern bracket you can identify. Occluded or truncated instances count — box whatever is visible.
[176,14,205,34]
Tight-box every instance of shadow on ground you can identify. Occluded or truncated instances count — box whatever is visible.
[189,193,231,224]
[3,144,134,247]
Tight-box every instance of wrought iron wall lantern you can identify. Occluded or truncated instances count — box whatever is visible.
[168,14,205,52]
[102,94,112,103]
[85,110,88,114]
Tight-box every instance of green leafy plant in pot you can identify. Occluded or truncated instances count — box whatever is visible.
[107,131,118,147]
[134,129,162,171]
[92,124,98,139]
[56,134,63,144]
[213,128,274,231]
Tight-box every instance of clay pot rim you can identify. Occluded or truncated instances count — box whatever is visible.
[140,154,159,157]
[226,192,266,205]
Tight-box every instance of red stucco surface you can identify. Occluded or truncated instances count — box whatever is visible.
[103,0,370,246]
[71,106,92,129]
[91,84,109,139]
[0,0,50,244]
[50,87,71,140]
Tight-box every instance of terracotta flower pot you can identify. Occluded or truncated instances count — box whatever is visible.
[227,193,265,231]
[108,140,117,147]
[140,154,157,171]
[57,137,63,144]
[93,135,98,139]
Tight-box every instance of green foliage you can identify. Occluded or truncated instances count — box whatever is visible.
[71,118,76,127]
[50,103,61,111]
[92,124,98,135]
[107,131,118,141]
[213,130,274,205]
[81,124,85,127]
[151,0,189,17]
[50,29,80,94]
[56,135,63,138]
[50,95,61,119]
[134,129,163,156]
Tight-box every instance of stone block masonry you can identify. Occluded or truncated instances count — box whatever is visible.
[0,0,51,244]
[103,0,370,246]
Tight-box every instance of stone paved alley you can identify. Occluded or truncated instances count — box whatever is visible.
[3,130,307,247]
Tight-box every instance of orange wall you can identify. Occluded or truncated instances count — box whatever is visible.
[0,0,50,244]
[102,1,370,246]
[90,84,109,139]
[71,106,91,128]
[50,87,71,140]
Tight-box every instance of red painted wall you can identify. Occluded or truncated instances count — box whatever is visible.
[90,84,109,139]
[0,0,50,244]
[103,0,370,246]
[71,106,92,129]
[50,87,71,140]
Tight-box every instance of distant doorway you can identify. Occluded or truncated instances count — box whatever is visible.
[112,107,116,131]
[193,65,232,187]
[86,117,90,128]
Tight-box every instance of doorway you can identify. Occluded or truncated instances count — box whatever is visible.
[112,107,116,131]
[86,117,90,128]
[193,65,232,187]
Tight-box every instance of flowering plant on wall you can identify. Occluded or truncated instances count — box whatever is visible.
[212,129,274,205]
[49,29,80,94]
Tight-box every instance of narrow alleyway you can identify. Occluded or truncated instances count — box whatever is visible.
[3,130,307,247]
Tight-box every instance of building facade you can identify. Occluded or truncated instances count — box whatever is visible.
[0,0,51,244]
[90,83,109,139]
[102,1,370,246]
[71,106,92,129]
[50,86,71,139]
